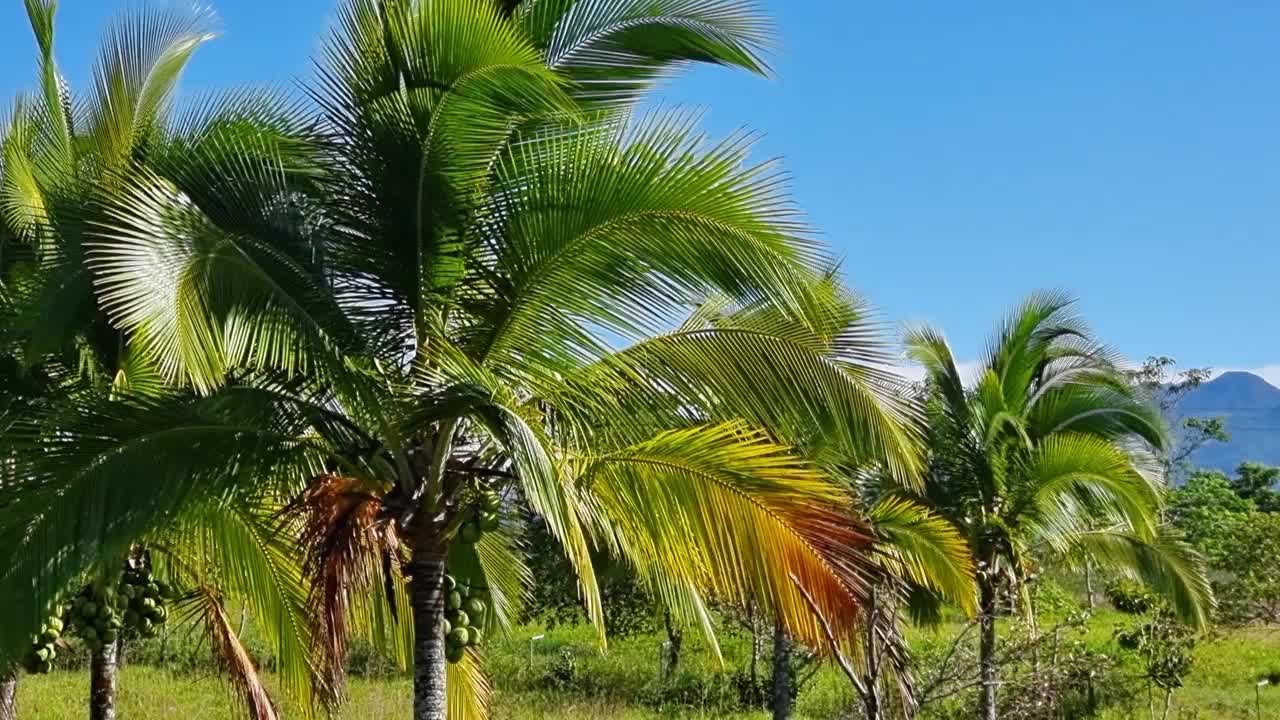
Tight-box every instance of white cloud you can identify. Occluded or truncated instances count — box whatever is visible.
[889,360,985,385]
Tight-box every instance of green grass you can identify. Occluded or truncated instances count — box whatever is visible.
[17,619,1280,718]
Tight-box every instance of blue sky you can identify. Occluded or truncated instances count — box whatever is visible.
[2,1,1276,381]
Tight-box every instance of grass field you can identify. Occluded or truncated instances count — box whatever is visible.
[16,619,1280,718]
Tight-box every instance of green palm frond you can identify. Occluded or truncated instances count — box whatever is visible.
[1013,433,1163,547]
[515,0,774,104]
[472,109,823,370]
[86,166,353,392]
[311,0,575,325]
[1070,528,1214,629]
[904,324,970,432]
[481,399,607,642]
[1,98,49,244]
[164,498,326,715]
[84,3,217,169]
[449,523,533,634]
[22,0,73,162]
[557,319,919,480]
[0,387,326,658]
[866,496,976,615]
[447,648,492,719]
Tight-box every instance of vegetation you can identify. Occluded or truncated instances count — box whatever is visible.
[1,1,1271,720]
[11,613,1280,719]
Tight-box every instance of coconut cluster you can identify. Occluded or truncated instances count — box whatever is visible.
[442,574,489,663]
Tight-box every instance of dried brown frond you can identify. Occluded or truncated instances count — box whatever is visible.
[189,585,279,720]
[285,473,400,697]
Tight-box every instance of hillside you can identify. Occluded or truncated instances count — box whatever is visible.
[1177,371,1280,471]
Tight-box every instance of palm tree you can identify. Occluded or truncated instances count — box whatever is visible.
[0,2,330,717]
[904,292,1213,720]
[0,2,924,719]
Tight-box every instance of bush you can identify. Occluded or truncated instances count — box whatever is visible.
[1106,579,1157,615]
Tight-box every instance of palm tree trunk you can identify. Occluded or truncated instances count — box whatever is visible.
[410,530,449,720]
[662,612,682,682]
[861,586,883,720]
[0,669,16,720]
[90,639,119,720]
[977,579,998,720]
[771,620,792,720]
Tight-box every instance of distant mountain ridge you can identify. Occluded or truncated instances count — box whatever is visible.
[1176,371,1280,471]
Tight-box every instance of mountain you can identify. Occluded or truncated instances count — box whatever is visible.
[1176,371,1280,471]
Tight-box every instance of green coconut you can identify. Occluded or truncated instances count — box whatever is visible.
[447,627,470,648]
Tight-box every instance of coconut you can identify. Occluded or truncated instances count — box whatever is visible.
[464,598,485,618]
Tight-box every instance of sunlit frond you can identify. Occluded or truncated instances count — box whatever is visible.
[0,387,325,658]
[447,648,492,719]
[86,167,353,392]
[866,496,976,615]
[84,3,217,169]
[1014,433,1163,547]
[577,422,881,654]
[515,0,774,104]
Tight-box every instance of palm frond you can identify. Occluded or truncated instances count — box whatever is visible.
[1070,528,1213,629]
[577,422,882,654]
[22,0,74,162]
[866,496,976,615]
[85,3,217,169]
[447,648,492,719]
[471,109,825,370]
[516,0,774,104]
[0,387,325,658]
[1013,433,1163,547]
[165,496,328,715]
[554,319,920,482]
[1,98,49,244]
[448,522,533,634]
[284,473,399,701]
[311,0,574,328]
[179,585,280,720]
[86,167,353,392]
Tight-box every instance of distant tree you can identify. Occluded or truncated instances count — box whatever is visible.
[1170,470,1280,624]
[1228,463,1280,513]
[1127,357,1229,478]
[1168,471,1253,555]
